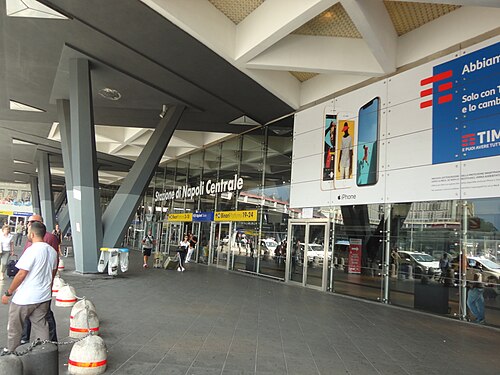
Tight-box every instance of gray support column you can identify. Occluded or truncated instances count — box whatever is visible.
[30,176,40,215]
[54,188,66,216]
[37,152,55,231]
[57,100,76,242]
[58,206,70,235]
[102,105,185,247]
[69,59,102,273]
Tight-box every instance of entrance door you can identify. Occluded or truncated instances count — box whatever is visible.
[209,222,232,269]
[286,219,330,290]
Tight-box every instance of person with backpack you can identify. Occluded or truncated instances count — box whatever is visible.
[141,229,155,269]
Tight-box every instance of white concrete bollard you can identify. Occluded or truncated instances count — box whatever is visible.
[58,257,65,271]
[70,309,100,338]
[52,276,66,296]
[55,285,77,307]
[68,335,107,375]
[70,299,97,320]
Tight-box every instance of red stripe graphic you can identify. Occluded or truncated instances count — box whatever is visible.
[68,359,107,368]
[438,81,453,92]
[438,94,453,104]
[420,88,433,97]
[420,100,433,109]
[420,70,453,86]
[57,298,77,303]
[70,326,99,332]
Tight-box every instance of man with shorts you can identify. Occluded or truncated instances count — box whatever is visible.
[142,230,155,268]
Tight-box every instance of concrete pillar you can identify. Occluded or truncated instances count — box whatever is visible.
[37,151,55,231]
[68,59,102,273]
[30,176,40,215]
[102,105,185,247]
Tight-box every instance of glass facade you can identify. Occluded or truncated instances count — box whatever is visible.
[135,125,499,328]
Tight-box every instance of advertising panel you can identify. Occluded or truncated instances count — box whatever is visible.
[290,37,500,208]
[348,239,362,274]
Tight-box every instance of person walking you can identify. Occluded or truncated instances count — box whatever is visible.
[0,225,15,280]
[467,272,485,324]
[1,221,58,352]
[177,234,189,272]
[15,221,24,247]
[186,233,197,263]
[21,214,60,343]
[141,229,155,268]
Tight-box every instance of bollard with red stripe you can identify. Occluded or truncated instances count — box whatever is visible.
[58,257,65,271]
[70,309,100,338]
[55,285,77,307]
[68,335,107,375]
[70,299,97,320]
[52,276,66,296]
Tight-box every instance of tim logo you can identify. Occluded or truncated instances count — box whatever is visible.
[419,70,453,109]
[461,133,475,147]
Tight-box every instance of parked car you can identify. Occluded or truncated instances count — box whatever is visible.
[260,238,278,253]
[300,243,331,264]
[452,256,500,288]
[398,251,441,279]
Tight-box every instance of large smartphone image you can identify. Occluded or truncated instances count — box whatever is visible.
[335,112,356,189]
[356,97,380,186]
[322,112,337,182]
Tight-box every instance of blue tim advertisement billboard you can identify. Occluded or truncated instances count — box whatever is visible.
[421,42,500,164]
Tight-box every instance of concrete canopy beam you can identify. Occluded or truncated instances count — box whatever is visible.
[37,151,55,231]
[341,0,398,74]
[102,105,185,248]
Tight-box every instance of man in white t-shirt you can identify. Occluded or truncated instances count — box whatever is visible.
[1,221,58,352]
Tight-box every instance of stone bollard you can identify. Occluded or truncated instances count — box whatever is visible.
[70,299,97,320]
[52,276,66,297]
[68,335,107,375]
[407,265,414,280]
[17,342,58,375]
[70,309,100,338]
[340,258,345,271]
[58,257,65,271]
[56,285,77,307]
[0,354,23,374]
[334,257,338,268]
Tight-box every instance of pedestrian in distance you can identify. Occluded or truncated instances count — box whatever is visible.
[178,234,189,272]
[142,229,155,268]
[186,232,197,263]
[0,225,14,281]
[2,221,58,352]
[15,221,24,247]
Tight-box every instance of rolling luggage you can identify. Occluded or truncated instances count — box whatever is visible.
[163,255,179,270]
[7,255,19,278]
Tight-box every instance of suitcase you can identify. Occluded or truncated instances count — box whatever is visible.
[163,256,179,270]
[7,255,19,278]
[153,252,165,269]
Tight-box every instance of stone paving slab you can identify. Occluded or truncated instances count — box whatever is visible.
[0,248,499,374]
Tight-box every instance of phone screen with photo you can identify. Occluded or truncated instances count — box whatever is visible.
[335,119,356,187]
[356,98,380,186]
[322,113,337,182]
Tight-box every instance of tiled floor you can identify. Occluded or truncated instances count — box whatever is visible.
[1,248,499,374]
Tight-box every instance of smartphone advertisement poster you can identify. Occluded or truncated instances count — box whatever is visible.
[348,239,362,274]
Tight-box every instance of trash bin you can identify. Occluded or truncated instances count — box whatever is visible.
[246,256,256,272]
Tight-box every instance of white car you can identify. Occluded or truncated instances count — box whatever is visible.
[465,257,500,287]
[300,243,330,263]
[261,238,278,253]
[399,251,441,278]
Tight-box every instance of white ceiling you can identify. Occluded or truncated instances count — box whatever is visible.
[142,0,500,109]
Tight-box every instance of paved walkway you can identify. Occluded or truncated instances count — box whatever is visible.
[0,249,499,374]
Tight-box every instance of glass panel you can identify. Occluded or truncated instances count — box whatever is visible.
[330,204,384,302]
[463,198,500,327]
[212,222,231,268]
[389,201,460,317]
[306,224,326,288]
[289,224,305,284]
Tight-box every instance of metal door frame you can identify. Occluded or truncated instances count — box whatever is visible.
[285,218,330,291]
[209,221,232,270]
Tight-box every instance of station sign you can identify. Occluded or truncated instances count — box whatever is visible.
[166,213,192,222]
[214,210,258,222]
[192,212,214,222]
